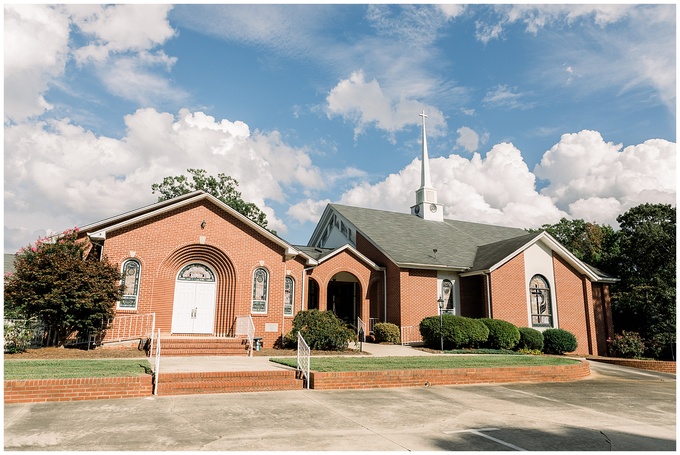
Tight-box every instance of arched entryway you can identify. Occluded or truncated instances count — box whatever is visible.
[327,272,361,324]
[171,263,217,334]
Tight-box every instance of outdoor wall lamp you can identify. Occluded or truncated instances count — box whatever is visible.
[201,220,206,229]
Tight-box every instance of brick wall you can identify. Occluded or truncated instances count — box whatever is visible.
[4,376,152,404]
[399,268,438,335]
[310,360,590,390]
[100,200,307,348]
[552,254,592,355]
[488,253,527,326]
[588,358,676,374]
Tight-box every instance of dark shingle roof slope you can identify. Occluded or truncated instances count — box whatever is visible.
[330,204,529,270]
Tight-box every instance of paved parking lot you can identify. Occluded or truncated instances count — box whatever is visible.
[4,360,675,451]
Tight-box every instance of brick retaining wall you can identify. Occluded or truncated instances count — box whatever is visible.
[310,361,590,390]
[4,375,153,404]
[587,357,676,374]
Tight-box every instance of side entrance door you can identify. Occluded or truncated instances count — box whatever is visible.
[171,263,217,334]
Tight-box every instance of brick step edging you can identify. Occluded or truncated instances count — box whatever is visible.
[310,360,591,390]
[4,375,153,404]
[587,357,676,374]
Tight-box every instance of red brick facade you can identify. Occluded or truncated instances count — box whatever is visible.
[80,195,612,355]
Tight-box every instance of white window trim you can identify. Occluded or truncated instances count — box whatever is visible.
[251,267,269,314]
[118,258,141,310]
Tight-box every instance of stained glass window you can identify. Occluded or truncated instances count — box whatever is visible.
[178,263,215,282]
[119,259,141,309]
[529,275,553,327]
[284,277,294,316]
[252,268,269,314]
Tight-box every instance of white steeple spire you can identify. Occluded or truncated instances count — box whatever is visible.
[411,110,443,221]
[420,111,433,189]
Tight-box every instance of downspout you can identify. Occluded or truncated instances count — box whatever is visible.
[383,268,387,323]
[485,272,492,319]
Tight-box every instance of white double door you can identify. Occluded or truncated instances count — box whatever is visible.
[171,280,216,334]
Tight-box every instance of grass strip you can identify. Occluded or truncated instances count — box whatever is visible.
[4,359,153,380]
[269,355,579,372]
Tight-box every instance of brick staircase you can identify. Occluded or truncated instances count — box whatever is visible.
[152,336,251,356]
[157,370,304,395]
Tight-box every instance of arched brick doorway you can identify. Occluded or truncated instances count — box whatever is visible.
[155,244,236,336]
[327,271,361,325]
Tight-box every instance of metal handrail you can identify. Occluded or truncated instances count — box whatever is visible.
[153,328,161,396]
[297,332,310,390]
[235,315,255,356]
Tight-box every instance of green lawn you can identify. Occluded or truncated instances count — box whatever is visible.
[270,355,579,372]
[4,359,152,380]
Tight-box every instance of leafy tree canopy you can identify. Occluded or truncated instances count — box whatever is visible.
[151,168,270,231]
[529,217,619,271]
[4,228,122,346]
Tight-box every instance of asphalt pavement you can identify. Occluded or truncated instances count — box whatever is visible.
[4,359,675,451]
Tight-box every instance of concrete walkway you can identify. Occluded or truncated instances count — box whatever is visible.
[157,342,430,373]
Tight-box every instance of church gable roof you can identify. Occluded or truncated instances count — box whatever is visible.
[328,204,527,270]
[81,191,316,266]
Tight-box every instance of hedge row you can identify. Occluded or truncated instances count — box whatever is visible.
[419,315,578,355]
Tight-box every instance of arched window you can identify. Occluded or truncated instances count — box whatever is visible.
[119,259,141,309]
[251,267,269,314]
[284,276,294,316]
[529,275,553,327]
[441,279,454,314]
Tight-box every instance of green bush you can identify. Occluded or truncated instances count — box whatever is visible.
[516,327,544,351]
[542,328,578,355]
[607,331,646,359]
[282,310,357,351]
[373,322,400,344]
[419,314,489,350]
[479,318,520,350]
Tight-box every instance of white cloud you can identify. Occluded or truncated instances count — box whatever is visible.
[534,131,676,224]
[69,4,176,62]
[4,109,330,251]
[455,126,479,153]
[325,70,446,140]
[482,84,535,110]
[303,131,675,231]
[287,199,332,225]
[4,5,71,122]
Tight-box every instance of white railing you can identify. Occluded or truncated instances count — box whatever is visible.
[102,313,155,345]
[297,332,310,390]
[235,315,255,357]
[369,318,379,333]
[153,328,161,396]
[400,326,416,346]
[357,317,366,342]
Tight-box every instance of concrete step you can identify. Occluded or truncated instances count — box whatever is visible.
[152,337,250,357]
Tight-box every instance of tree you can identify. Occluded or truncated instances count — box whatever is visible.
[610,203,676,359]
[4,228,122,346]
[151,169,270,230]
[529,218,619,271]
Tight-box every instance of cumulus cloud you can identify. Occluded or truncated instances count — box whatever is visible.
[534,130,676,224]
[4,5,71,122]
[287,199,332,225]
[3,109,334,251]
[293,131,675,231]
[455,126,479,153]
[325,70,446,140]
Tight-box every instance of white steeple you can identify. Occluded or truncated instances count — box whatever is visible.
[411,111,443,221]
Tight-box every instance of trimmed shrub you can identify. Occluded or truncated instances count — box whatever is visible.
[542,328,578,355]
[419,314,489,350]
[479,318,520,350]
[516,327,544,351]
[373,322,401,344]
[607,331,646,359]
[282,310,357,351]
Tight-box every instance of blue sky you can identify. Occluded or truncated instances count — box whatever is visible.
[4,4,676,253]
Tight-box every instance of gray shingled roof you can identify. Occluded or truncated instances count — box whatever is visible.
[330,204,530,270]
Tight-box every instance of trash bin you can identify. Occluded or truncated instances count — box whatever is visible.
[253,337,262,351]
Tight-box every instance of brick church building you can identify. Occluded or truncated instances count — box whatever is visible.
[77,113,615,355]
